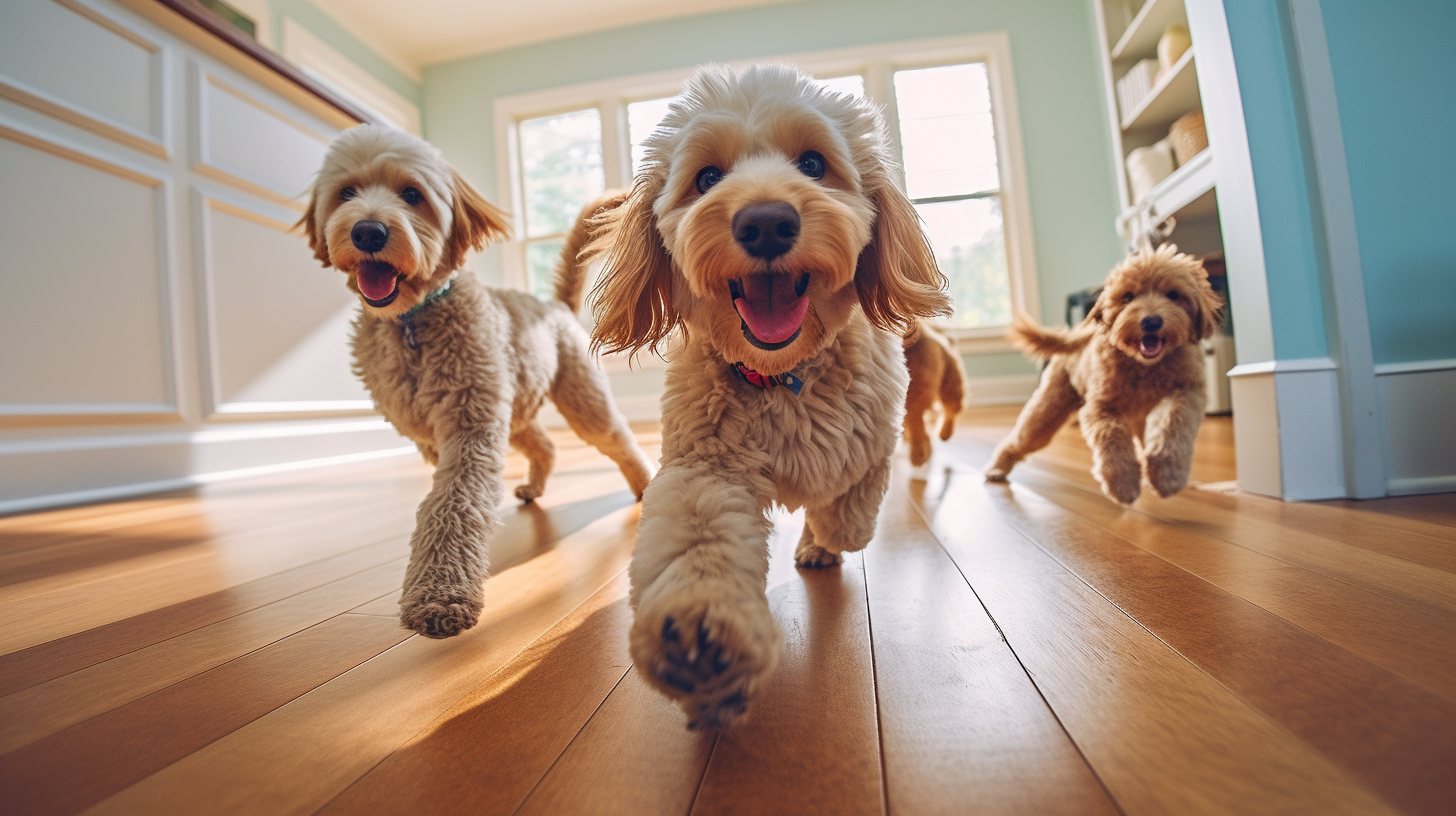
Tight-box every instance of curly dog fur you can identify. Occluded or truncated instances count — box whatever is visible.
[902,322,966,466]
[986,244,1223,504]
[300,125,653,638]
[585,64,949,728]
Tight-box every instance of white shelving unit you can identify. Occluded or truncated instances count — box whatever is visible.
[1095,0,1217,244]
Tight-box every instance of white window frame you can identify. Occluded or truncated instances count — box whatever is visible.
[493,32,1039,354]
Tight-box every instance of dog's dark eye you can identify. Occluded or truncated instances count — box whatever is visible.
[400,187,423,205]
[1121,292,1135,304]
[797,151,826,180]
[1167,290,1181,300]
[695,166,723,194]
[339,186,357,201]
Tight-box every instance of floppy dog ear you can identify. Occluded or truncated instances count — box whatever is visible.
[441,168,511,272]
[854,175,951,333]
[294,185,331,266]
[1193,270,1225,340]
[588,178,677,357]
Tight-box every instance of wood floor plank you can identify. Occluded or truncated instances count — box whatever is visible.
[963,456,1456,703]
[0,538,407,697]
[863,475,1119,816]
[947,434,1456,619]
[0,613,409,816]
[967,472,1456,816]
[0,560,406,754]
[916,472,1399,816]
[514,669,716,816]
[317,572,632,816]
[81,503,642,816]
[690,516,883,816]
[0,443,645,657]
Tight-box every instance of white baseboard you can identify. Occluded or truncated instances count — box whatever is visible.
[1377,363,1456,495]
[1228,360,1345,500]
[1,419,411,515]
[963,374,1041,406]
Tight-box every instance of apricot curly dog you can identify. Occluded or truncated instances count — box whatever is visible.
[902,322,966,467]
[986,244,1223,504]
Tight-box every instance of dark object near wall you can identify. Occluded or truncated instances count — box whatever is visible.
[197,0,254,39]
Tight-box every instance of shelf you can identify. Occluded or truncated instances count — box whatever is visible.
[1122,147,1216,224]
[1111,0,1189,63]
[1120,48,1199,132]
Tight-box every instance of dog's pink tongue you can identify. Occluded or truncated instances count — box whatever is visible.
[734,273,809,344]
[357,262,398,301]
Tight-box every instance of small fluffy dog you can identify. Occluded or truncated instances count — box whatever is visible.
[300,125,653,638]
[985,244,1223,504]
[902,322,966,466]
[585,65,949,728]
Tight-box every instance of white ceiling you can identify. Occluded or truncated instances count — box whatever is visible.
[306,0,803,80]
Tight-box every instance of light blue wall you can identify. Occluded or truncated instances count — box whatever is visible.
[1221,0,1330,361]
[421,0,1121,382]
[1318,0,1456,365]
[265,0,422,106]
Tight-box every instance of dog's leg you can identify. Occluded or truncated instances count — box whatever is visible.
[986,366,1079,481]
[797,458,891,568]
[550,351,654,499]
[1080,402,1143,505]
[903,395,934,467]
[1143,387,1208,497]
[629,463,781,730]
[398,422,507,638]
[508,420,554,502]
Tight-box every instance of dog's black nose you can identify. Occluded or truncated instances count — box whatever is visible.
[1141,316,1163,332]
[733,202,800,260]
[351,220,389,253]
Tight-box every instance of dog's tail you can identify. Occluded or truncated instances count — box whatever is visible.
[1007,310,1093,362]
[552,190,629,314]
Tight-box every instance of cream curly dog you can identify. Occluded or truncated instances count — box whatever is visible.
[300,125,653,638]
[986,244,1223,504]
[586,65,949,728]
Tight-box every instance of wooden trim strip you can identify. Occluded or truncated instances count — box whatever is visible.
[148,0,376,125]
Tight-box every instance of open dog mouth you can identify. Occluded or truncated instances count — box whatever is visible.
[356,260,400,307]
[1138,333,1165,359]
[729,272,811,351]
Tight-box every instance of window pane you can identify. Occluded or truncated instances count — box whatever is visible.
[628,96,674,176]
[520,109,605,237]
[894,63,999,199]
[525,238,564,302]
[916,197,1010,329]
[815,74,865,99]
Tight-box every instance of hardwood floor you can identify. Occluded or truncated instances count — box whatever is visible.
[1,409,1453,815]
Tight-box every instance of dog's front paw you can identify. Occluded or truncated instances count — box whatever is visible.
[794,539,843,568]
[984,466,1009,482]
[1095,460,1142,505]
[513,483,543,503]
[632,586,782,730]
[399,588,482,638]
[1145,452,1191,498]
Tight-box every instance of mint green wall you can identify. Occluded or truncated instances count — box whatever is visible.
[1318,0,1456,365]
[266,0,421,106]
[421,0,1123,382]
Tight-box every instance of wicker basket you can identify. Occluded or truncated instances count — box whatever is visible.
[1169,110,1208,165]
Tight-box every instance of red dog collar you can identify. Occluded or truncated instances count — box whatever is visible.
[732,363,804,395]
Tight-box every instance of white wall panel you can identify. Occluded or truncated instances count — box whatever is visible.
[0,0,162,152]
[199,198,368,412]
[0,128,172,413]
[197,71,330,204]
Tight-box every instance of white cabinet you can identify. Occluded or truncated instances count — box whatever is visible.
[0,0,405,512]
